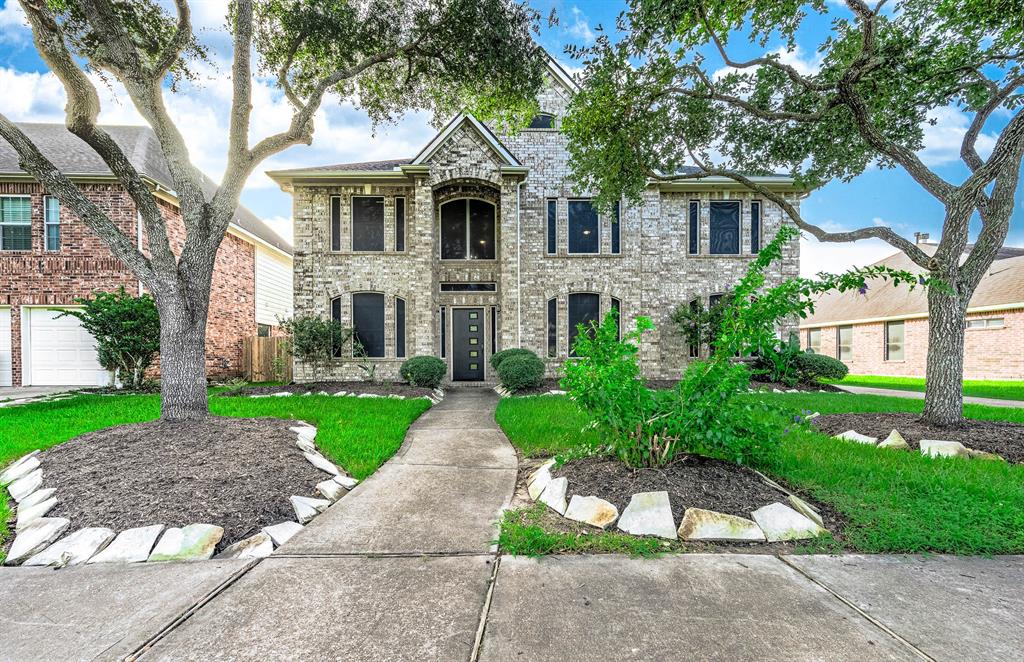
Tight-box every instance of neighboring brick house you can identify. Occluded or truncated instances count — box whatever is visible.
[0,123,293,387]
[800,239,1024,380]
[268,59,802,383]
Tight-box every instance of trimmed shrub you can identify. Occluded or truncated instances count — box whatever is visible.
[496,353,545,392]
[794,352,849,382]
[400,356,447,388]
[489,347,537,371]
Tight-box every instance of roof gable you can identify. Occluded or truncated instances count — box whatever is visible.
[411,114,521,167]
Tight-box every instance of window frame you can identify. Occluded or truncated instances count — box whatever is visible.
[394,196,406,252]
[351,291,386,358]
[439,282,497,292]
[546,198,557,255]
[330,296,343,357]
[709,200,741,255]
[439,306,447,358]
[837,325,853,362]
[350,195,386,252]
[610,201,621,255]
[438,197,497,261]
[43,195,60,251]
[329,195,342,252]
[884,320,904,361]
[395,297,406,358]
[806,328,822,354]
[688,200,700,255]
[967,317,1004,330]
[750,200,761,254]
[566,199,600,255]
[0,194,32,252]
[567,292,601,357]
[546,297,558,358]
[526,112,556,130]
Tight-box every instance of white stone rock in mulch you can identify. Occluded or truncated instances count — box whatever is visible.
[17,487,56,511]
[1,453,40,486]
[357,393,381,399]
[149,524,224,562]
[751,503,826,542]
[16,497,57,529]
[677,508,765,542]
[617,491,678,540]
[304,452,341,476]
[920,439,969,459]
[296,438,317,454]
[967,448,1005,462]
[290,425,316,439]
[333,391,348,397]
[302,392,313,397]
[24,527,116,567]
[549,389,567,395]
[564,495,618,529]
[318,391,330,396]
[805,412,820,421]
[877,429,910,450]
[773,388,784,393]
[317,479,347,502]
[787,495,825,528]
[291,495,331,524]
[834,430,878,445]
[88,525,165,564]
[333,474,359,490]
[8,469,43,502]
[271,392,292,397]
[4,517,71,565]
[538,477,568,515]
[387,394,405,400]
[262,521,303,547]
[526,459,555,501]
[218,532,274,560]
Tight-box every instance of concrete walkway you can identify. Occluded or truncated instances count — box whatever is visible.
[835,384,1023,408]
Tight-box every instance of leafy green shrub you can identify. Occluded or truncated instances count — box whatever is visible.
[794,352,849,381]
[497,352,545,391]
[400,356,447,388]
[280,315,352,381]
[490,347,537,371]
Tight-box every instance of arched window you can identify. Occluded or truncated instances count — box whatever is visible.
[528,113,555,129]
[440,199,495,260]
[568,293,600,357]
[352,292,386,358]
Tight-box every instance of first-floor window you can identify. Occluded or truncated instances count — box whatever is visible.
[837,325,853,361]
[330,297,343,357]
[568,200,599,254]
[568,293,600,357]
[709,201,740,254]
[353,292,385,357]
[395,297,406,358]
[807,328,821,354]
[440,306,447,358]
[967,317,1004,329]
[0,196,31,251]
[44,196,60,251]
[395,197,406,252]
[610,297,621,340]
[547,298,557,358]
[885,321,904,361]
[490,306,497,355]
[257,323,271,338]
[687,298,700,358]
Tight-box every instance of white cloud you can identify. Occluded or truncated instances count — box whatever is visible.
[564,6,595,44]
[918,105,997,166]
[712,45,822,82]
[800,234,896,278]
[0,1,27,44]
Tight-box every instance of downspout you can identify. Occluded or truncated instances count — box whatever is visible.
[516,179,524,347]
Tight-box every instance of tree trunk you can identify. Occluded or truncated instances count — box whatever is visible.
[157,292,210,420]
[922,283,968,427]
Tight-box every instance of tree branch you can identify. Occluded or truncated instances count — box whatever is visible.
[151,0,191,77]
[961,75,1023,172]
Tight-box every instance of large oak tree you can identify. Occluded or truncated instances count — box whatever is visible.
[562,0,1023,426]
[0,0,546,420]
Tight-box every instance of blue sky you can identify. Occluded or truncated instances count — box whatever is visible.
[0,0,1020,274]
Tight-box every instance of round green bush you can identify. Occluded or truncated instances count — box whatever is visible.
[795,351,849,382]
[400,356,447,388]
[496,353,546,392]
[489,347,538,371]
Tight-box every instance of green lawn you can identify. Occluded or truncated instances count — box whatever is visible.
[0,391,430,563]
[831,374,1024,401]
[495,392,1024,556]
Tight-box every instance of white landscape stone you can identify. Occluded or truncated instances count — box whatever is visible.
[548,389,567,395]
[877,429,910,450]
[804,412,820,421]
[24,527,116,567]
[787,495,824,528]
[16,497,57,529]
[564,495,618,529]
[296,438,317,454]
[333,474,359,489]
[526,460,555,500]
[88,525,165,564]
[751,502,826,542]
[617,491,677,540]
[218,532,274,560]
[291,495,331,524]
[834,430,878,445]
[920,439,969,459]
[262,521,304,547]
[966,448,1005,462]
[677,508,765,542]
[271,391,292,397]
[4,517,71,565]
[304,452,341,476]
[1,454,40,486]
[290,425,317,439]
[357,393,381,399]
[149,524,224,562]
[538,477,568,515]
[317,479,347,502]
[8,469,43,502]
[17,487,56,511]
[333,391,348,396]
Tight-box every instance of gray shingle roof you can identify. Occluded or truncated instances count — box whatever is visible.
[270,158,412,174]
[0,123,291,255]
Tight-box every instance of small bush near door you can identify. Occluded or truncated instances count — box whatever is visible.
[490,347,538,371]
[400,356,447,388]
[497,352,545,392]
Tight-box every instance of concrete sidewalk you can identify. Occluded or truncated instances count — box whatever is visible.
[835,384,1023,408]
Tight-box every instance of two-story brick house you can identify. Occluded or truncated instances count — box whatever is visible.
[268,59,802,383]
[0,123,293,387]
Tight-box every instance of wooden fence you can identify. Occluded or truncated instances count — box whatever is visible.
[242,336,293,383]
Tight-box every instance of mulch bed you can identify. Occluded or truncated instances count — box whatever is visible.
[812,412,1024,463]
[645,379,841,393]
[509,378,563,396]
[228,380,432,398]
[23,418,326,553]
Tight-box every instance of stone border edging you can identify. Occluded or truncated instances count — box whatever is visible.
[833,427,1006,461]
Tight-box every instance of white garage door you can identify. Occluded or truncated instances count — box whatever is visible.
[0,308,11,387]
[28,308,110,386]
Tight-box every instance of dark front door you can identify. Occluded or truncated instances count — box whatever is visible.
[452,308,485,381]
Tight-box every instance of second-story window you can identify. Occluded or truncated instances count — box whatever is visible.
[440,198,495,260]
[688,200,699,255]
[546,199,556,255]
[611,201,621,255]
[44,196,60,251]
[528,113,555,129]
[0,196,31,251]
[709,201,740,255]
[568,200,599,254]
[750,200,761,254]
[395,197,406,252]
[352,196,385,251]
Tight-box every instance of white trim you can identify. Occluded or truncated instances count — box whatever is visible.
[438,197,497,261]
[411,114,521,167]
[226,223,292,259]
[566,199,601,256]
[0,193,32,252]
[546,57,580,93]
[799,302,1024,329]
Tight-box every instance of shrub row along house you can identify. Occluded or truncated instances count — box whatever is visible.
[801,237,1024,380]
[0,123,293,387]
[269,58,803,383]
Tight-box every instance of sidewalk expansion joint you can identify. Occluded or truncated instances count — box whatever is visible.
[470,554,502,662]
[271,551,495,559]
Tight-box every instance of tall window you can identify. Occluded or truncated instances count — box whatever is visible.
[0,196,31,251]
[330,297,343,357]
[688,200,699,255]
[547,298,557,358]
[611,201,621,254]
[837,325,853,361]
[709,201,740,254]
[440,198,495,260]
[352,292,385,357]
[546,199,557,255]
[330,196,342,251]
[688,299,700,358]
[750,200,761,254]
[885,321,904,361]
[395,197,406,252]
[352,196,385,251]
[610,297,621,340]
[44,196,60,251]
[395,297,406,358]
[807,328,822,354]
[440,306,447,358]
[567,200,599,254]
[568,293,600,357]
[490,306,497,355]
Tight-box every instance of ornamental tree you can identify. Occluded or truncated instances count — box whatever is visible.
[0,0,546,420]
[561,0,1024,426]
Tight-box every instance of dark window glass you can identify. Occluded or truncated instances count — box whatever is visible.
[395,197,406,252]
[395,298,406,358]
[440,199,496,260]
[709,201,740,254]
[688,299,700,358]
[568,293,600,357]
[546,199,556,254]
[331,297,343,357]
[611,297,621,340]
[688,201,699,255]
[750,201,761,254]
[257,323,271,338]
[611,201,621,254]
[440,200,466,259]
[547,298,557,358]
[353,292,385,358]
[490,306,497,355]
[568,200,599,254]
[330,197,341,251]
[352,196,385,251]
[528,113,555,129]
[469,199,495,259]
[440,283,497,292]
[440,306,446,358]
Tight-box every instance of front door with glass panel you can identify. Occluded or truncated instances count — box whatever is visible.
[452,308,485,381]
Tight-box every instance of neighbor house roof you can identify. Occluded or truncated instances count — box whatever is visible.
[0,123,291,255]
[801,244,1024,328]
